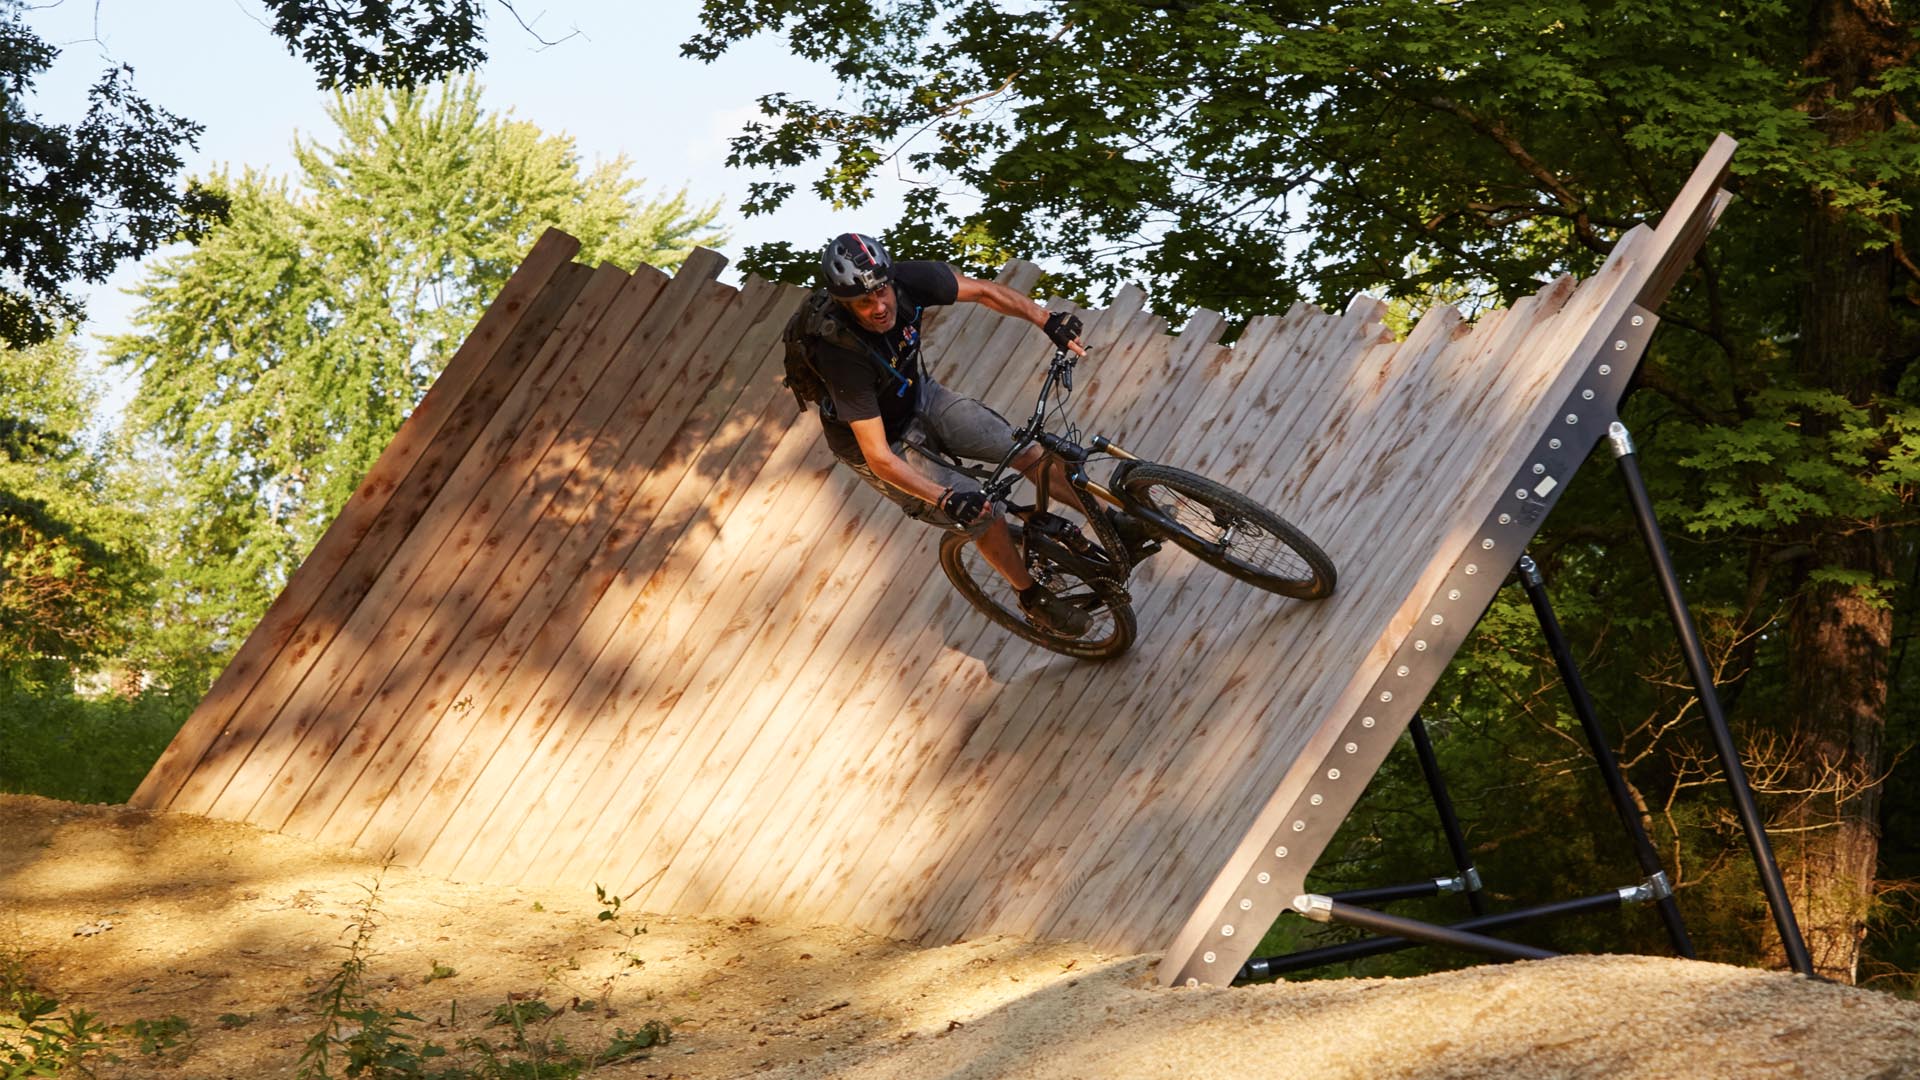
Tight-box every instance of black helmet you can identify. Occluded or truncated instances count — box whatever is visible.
[821,232,892,298]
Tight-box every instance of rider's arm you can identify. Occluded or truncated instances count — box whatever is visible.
[952,273,1087,357]
[849,416,950,506]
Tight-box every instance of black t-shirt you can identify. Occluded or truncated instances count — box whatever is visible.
[815,260,960,464]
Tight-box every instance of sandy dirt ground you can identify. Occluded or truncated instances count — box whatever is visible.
[3,793,1919,1079]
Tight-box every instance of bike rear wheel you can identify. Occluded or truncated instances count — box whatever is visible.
[1114,463,1336,599]
[939,527,1136,661]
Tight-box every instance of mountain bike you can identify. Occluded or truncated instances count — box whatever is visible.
[937,340,1336,660]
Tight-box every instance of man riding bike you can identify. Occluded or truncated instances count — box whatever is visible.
[793,232,1093,637]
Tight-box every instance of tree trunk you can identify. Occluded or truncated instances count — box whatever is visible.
[1778,0,1903,983]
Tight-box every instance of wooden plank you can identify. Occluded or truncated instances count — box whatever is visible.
[656,282,1128,903]
[385,270,764,875]
[918,306,1378,942]
[603,281,1048,905]
[633,290,1067,903]
[354,287,799,865]
[1061,301,1500,942]
[438,278,793,882]
[295,275,777,849]
[547,419,853,888]
[1153,251,1645,977]
[166,255,607,819]
[131,232,584,810]
[253,263,676,836]
[919,308,1337,939]
[203,262,645,828]
[476,346,825,885]
[742,297,1079,924]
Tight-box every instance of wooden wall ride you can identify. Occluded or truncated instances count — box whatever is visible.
[134,139,1736,986]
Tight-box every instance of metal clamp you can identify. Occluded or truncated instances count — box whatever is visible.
[1435,866,1483,894]
[1292,894,1335,923]
[1608,421,1636,459]
[1618,871,1673,905]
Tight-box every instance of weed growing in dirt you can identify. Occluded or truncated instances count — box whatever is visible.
[293,875,676,1079]
[0,943,184,1077]
[297,872,447,1080]
[594,885,647,970]
[127,1014,191,1059]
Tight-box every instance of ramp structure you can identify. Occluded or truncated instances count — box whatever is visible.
[133,139,1736,986]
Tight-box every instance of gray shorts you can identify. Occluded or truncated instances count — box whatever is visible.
[842,379,1019,535]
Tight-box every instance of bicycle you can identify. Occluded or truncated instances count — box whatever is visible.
[936,338,1337,660]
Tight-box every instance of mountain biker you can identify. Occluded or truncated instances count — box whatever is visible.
[798,232,1093,637]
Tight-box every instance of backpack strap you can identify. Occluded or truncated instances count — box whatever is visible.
[785,288,914,415]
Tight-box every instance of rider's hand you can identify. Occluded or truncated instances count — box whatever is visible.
[940,487,991,526]
[1044,311,1085,355]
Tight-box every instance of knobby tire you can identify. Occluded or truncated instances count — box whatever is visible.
[1114,463,1336,599]
[939,480,1136,660]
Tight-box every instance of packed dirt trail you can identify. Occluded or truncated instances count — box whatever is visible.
[4,794,1918,1078]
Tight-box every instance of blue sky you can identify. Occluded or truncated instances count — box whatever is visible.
[20,0,912,351]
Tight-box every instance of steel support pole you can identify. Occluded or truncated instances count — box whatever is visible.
[1609,421,1814,976]
[1290,895,1557,963]
[1408,714,1488,916]
[1242,888,1632,981]
[1517,553,1695,958]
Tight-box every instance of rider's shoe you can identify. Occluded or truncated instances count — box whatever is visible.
[1019,584,1092,638]
[1106,509,1162,562]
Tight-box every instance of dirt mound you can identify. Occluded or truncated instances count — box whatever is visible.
[3,794,1917,1078]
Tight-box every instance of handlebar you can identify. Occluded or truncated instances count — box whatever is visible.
[976,344,1085,502]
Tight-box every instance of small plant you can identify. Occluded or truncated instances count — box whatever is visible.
[486,999,556,1032]
[593,885,647,970]
[125,1014,191,1057]
[596,1020,672,1065]
[296,871,447,1080]
[424,961,457,984]
[1,945,112,1078]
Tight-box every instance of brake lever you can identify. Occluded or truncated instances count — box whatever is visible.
[1061,348,1077,392]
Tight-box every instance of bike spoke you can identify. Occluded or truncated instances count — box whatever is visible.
[1157,488,1314,579]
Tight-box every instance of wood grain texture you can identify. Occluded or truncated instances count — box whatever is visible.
[140,140,1733,989]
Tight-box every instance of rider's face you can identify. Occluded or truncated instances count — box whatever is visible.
[839,284,896,333]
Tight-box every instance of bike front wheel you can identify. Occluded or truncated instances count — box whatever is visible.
[1114,463,1336,599]
[939,527,1136,661]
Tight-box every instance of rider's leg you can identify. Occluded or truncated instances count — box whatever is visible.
[974,512,1035,591]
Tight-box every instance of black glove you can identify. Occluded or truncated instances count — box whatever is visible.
[940,487,990,526]
[1044,310,1083,350]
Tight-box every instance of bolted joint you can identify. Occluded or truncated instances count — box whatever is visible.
[1292,894,1335,923]
[1517,555,1543,588]
[1608,421,1635,459]
[1618,870,1674,905]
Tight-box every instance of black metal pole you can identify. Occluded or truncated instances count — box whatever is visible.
[1517,553,1695,958]
[1241,888,1632,981]
[1291,895,1557,962]
[1407,714,1488,916]
[1330,879,1456,906]
[1609,422,1814,976]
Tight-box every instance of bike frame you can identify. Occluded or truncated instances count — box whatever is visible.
[971,345,1139,517]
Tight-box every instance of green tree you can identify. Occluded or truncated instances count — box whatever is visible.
[689,0,1920,982]
[108,78,724,683]
[0,0,224,349]
[0,335,150,687]
[1,0,509,349]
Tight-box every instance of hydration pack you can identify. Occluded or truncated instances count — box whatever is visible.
[780,287,908,415]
